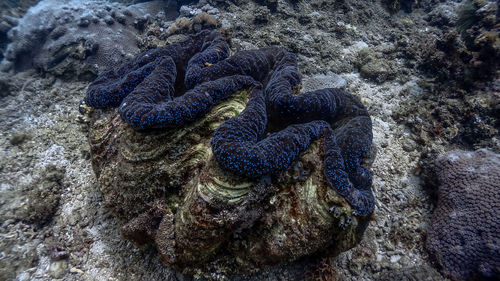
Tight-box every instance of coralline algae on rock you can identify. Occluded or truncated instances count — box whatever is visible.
[81,30,374,274]
[426,149,500,281]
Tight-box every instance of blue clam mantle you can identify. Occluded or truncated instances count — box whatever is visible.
[81,30,375,216]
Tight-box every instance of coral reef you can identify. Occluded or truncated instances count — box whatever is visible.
[382,0,442,13]
[0,1,39,61]
[0,0,39,10]
[396,0,499,156]
[2,0,486,279]
[426,3,458,27]
[0,0,178,79]
[426,149,500,281]
[383,0,418,13]
[81,29,374,274]
[417,0,499,86]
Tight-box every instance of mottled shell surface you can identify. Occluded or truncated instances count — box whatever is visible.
[86,92,368,275]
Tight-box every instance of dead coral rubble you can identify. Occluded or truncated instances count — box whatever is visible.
[396,0,499,155]
[418,0,499,86]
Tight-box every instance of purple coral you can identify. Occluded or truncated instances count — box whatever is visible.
[426,149,500,281]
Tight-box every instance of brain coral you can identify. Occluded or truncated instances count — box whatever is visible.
[80,30,374,274]
[1,0,177,78]
[426,149,500,281]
